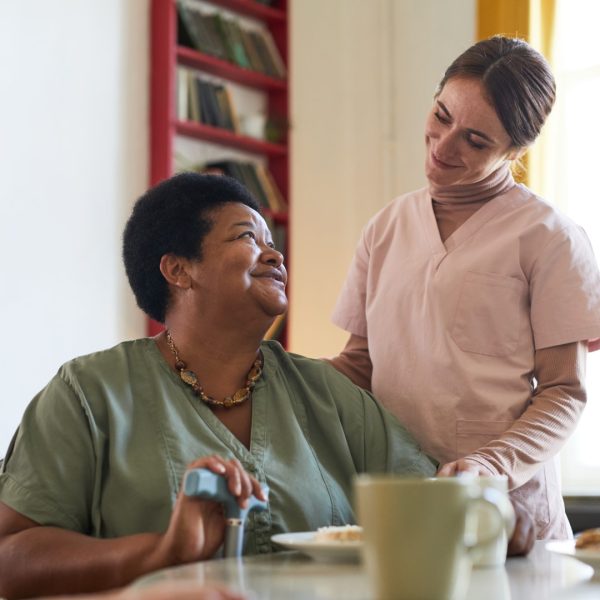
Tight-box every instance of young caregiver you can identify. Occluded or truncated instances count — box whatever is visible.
[330,36,600,540]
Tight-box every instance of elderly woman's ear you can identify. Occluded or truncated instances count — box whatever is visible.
[159,254,192,289]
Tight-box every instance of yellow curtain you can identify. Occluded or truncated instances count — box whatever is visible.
[477,0,556,187]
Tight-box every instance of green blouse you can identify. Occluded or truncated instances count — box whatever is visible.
[0,339,435,555]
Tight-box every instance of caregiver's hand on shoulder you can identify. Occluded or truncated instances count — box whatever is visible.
[156,455,265,565]
[437,459,490,477]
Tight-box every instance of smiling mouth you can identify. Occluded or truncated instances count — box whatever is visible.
[254,269,285,284]
[431,153,461,169]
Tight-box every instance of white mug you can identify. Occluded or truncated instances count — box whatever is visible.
[472,475,515,568]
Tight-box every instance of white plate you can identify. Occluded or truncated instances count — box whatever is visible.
[271,531,362,562]
[546,539,600,574]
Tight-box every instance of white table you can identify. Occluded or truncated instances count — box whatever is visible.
[135,541,599,599]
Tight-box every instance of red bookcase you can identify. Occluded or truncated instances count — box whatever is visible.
[149,0,290,344]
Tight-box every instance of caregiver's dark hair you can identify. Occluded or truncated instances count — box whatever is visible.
[436,36,556,148]
[123,172,260,323]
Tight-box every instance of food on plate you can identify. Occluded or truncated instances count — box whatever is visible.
[314,525,363,542]
[575,528,600,551]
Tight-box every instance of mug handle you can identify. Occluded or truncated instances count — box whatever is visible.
[465,487,516,553]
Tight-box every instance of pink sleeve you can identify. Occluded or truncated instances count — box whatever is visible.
[464,341,587,490]
[530,226,600,350]
[331,228,370,338]
[326,334,373,391]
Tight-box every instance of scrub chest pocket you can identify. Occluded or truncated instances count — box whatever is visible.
[451,271,526,357]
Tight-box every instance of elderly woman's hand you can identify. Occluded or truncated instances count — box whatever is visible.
[157,455,266,566]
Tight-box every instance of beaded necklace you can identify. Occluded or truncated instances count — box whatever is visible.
[166,330,262,409]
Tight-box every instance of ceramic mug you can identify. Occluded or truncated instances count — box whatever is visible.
[471,475,515,568]
[355,475,515,600]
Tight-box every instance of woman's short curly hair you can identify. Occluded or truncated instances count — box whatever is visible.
[122,172,260,323]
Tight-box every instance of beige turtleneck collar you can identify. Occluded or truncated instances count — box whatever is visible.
[429,162,515,204]
[429,163,516,242]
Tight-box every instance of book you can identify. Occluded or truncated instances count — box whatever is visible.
[199,12,229,60]
[213,85,236,132]
[220,86,240,133]
[272,221,287,256]
[254,163,286,212]
[197,79,221,127]
[227,19,252,69]
[177,3,211,55]
[240,163,270,208]
[188,72,201,122]
[210,13,237,65]
[176,67,190,121]
[248,30,279,78]
[259,29,287,78]
[239,27,267,73]
[202,160,273,211]
[176,3,199,50]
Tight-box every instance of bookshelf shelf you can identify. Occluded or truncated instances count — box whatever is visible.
[150,0,290,344]
[206,0,286,23]
[177,46,287,91]
[175,120,288,156]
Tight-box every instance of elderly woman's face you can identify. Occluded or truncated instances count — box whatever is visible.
[187,202,287,320]
[424,77,518,186]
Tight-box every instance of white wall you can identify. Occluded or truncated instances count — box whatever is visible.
[289,0,476,357]
[0,1,148,453]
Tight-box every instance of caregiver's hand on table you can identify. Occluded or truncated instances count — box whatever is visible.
[506,496,536,556]
[157,455,265,564]
[437,459,536,556]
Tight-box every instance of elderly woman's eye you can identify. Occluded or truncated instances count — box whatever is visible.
[239,231,257,240]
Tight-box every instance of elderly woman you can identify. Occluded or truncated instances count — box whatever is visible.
[0,173,436,598]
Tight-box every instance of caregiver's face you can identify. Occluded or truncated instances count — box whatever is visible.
[424,77,518,187]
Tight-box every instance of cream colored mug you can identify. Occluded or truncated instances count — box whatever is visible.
[355,475,515,600]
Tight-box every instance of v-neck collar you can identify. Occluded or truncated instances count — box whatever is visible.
[147,338,270,467]
[421,186,518,255]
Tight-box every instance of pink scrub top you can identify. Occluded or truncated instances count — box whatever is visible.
[332,184,600,538]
